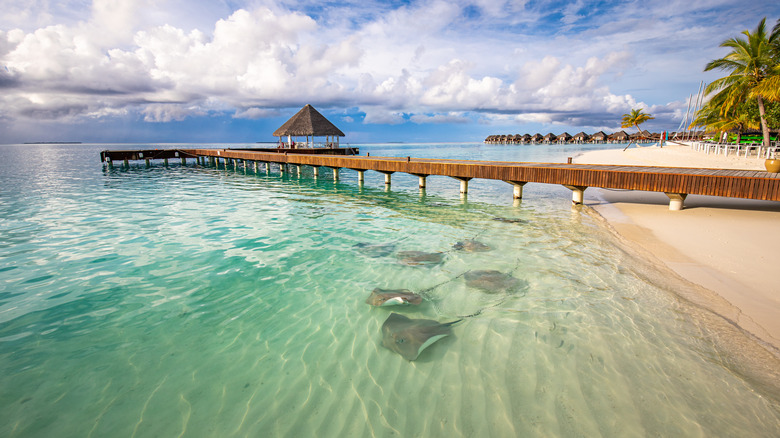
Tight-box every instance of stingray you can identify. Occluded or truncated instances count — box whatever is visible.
[353,242,396,258]
[492,217,528,225]
[366,288,423,306]
[464,270,524,293]
[396,251,444,266]
[452,240,492,252]
[381,313,459,361]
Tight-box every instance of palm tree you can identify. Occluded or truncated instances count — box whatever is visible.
[621,108,654,136]
[691,100,759,144]
[753,18,780,102]
[704,18,775,148]
[620,108,654,150]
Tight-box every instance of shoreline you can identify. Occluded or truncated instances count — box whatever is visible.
[574,143,780,355]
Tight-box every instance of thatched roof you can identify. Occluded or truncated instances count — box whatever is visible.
[609,131,629,140]
[573,131,590,140]
[273,104,345,137]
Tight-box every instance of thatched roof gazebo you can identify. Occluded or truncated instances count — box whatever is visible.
[273,104,345,148]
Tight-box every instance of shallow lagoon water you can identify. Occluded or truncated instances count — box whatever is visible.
[1,142,779,437]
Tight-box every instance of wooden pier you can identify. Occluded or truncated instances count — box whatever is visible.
[100,148,780,210]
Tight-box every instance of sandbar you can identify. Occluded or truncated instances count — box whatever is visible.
[574,142,780,354]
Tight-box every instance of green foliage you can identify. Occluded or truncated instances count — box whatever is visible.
[739,99,780,128]
[697,17,780,145]
[620,108,654,132]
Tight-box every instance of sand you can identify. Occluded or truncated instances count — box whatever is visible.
[574,142,780,353]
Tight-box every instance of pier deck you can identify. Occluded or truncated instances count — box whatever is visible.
[100,148,780,210]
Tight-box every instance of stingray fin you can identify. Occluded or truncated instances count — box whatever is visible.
[380,297,408,306]
[414,333,450,360]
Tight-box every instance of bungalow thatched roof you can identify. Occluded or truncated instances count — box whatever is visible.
[273,104,345,137]
[573,131,590,140]
[609,131,629,140]
[590,131,607,140]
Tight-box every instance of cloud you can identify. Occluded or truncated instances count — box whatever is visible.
[233,107,281,119]
[142,104,207,122]
[0,0,778,141]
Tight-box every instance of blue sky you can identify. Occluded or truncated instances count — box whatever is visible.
[1,0,778,144]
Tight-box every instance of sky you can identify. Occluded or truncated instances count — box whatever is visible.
[1,0,778,144]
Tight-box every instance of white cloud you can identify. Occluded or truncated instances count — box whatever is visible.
[142,104,207,122]
[0,0,776,139]
[233,107,280,119]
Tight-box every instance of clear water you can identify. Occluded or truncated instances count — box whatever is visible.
[1,142,779,437]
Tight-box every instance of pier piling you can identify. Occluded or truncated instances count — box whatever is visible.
[564,185,587,205]
[508,181,527,199]
[666,193,688,211]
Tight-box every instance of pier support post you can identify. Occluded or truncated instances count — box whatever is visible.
[145,158,150,167]
[123,159,129,168]
[358,170,365,183]
[295,165,301,176]
[382,172,393,186]
[665,193,688,211]
[313,166,319,178]
[265,162,270,172]
[412,174,428,189]
[181,157,186,165]
[453,177,471,194]
[253,161,258,172]
[332,168,340,181]
[507,181,528,199]
[106,158,113,169]
[564,185,587,205]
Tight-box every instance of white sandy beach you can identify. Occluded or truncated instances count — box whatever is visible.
[574,142,780,353]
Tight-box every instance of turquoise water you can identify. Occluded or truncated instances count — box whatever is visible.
[1,142,779,437]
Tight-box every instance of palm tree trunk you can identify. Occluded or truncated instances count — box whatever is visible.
[757,96,770,148]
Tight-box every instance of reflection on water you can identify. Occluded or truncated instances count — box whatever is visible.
[0,143,779,437]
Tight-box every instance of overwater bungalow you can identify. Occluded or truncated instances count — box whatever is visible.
[543,133,557,144]
[531,133,544,143]
[521,134,532,144]
[590,131,608,143]
[608,131,629,143]
[273,104,345,148]
[572,132,590,143]
[557,132,573,144]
